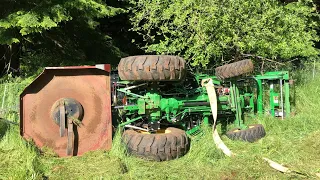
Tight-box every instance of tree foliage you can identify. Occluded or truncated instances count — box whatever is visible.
[130,0,320,67]
[0,0,124,44]
[0,0,131,76]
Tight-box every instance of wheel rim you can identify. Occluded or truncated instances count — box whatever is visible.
[137,128,172,134]
[232,129,241,133]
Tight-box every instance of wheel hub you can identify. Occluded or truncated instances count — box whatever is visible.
[51,98,84,126]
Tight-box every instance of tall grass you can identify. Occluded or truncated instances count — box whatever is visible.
[0,127,44,179]
[0,66,320,179]
[0,77,33,121]
[0,77,42,180]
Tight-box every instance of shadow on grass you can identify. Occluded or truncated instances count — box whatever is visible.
[0,119,9,140]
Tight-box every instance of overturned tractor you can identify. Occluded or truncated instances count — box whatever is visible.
[20,55,291,160]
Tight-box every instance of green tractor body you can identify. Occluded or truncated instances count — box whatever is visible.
[20,55,292,160]
[114,56,291,135]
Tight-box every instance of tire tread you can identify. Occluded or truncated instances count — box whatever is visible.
[122,127,189,161]
[215,59,254,79]
[118,55,186,81]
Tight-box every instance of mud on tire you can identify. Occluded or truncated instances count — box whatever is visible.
[215,59,254,79]
[122,127,189,161]
[226,124,266,142]
[118,55,186,81]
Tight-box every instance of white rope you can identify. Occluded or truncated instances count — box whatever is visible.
[202,78,234,157]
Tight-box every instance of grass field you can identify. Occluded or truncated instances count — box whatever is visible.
[0,67,320,179]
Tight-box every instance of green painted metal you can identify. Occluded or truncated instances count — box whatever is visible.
[186,125,201,135]
[231,83,246,129]
[119,116,143,126]
[203,116,209,125]
[256,79,264,115]
[254,71,289,80]
[117,70,291,134]
[254,71,291,117]
[269,82,276,116]
[243,93,254,112]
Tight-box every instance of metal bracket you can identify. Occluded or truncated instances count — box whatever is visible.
[67,118,74,156]
[58,100,75,156]
[59,101,65,137]
[124,124,149,132]
[123,83,147,91]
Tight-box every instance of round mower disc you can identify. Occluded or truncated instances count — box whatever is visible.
[20,68,112,157]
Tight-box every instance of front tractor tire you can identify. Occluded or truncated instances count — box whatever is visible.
[215,59,254,79]
[226,124,266,142]
[118,55,186,81]
[122,127,189,161]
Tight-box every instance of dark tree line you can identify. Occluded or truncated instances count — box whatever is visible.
[0,0,319,77]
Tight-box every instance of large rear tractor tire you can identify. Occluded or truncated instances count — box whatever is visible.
[226,124,266,142]
[215,59,254,79]
[122,127,189,161]
[118,55,186,81]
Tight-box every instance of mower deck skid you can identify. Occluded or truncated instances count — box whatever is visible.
[20,65,112,157]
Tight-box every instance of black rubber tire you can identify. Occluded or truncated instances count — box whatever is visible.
[215,59,254,79]
[226,124,266,142]
[122,127,189,161]
[118,55,186,81]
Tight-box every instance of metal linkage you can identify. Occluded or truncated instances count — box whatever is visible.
[52,98,84,156]
[124,125,149,132]
[59,101,66,137]
[67,118,74,156]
